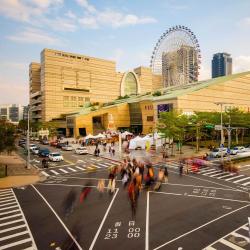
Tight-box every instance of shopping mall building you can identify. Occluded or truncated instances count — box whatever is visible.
[29,49,250,137]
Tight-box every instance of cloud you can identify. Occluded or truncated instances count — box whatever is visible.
[239,17,250,27]
[6,27,63,45]
[233,56,250,73]
[65,10,77,19]
[0,0,62,22]
[42,17,77,32]
[199,64,211,81]
[75,0,96,13]
[76,0,157,29]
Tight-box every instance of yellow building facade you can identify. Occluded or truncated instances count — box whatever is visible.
[68,71,250,137]
[29,48,163,123]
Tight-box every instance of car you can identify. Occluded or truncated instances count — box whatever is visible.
[38,148,50,157]
[75,147,88,155]
[41,139,49,145]
[49,152,63,162]
[230,146,246,155]
[210,148,228,158]
[56,143,66,149]
[31,146,40,155]
[50,141,58,147]
[62,145,74,151]
[18,139,26,146]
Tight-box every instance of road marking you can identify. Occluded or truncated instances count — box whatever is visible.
[0,192,12,197]
[91,164,101,169]
[203,170,222,176]
[187,194,250,204]
[0,189,11,193]
[0,201,16,207]
[217,173,235,179]
[0,238,32,250]
[0,213,21,221]
[89,188,119,250]
[225,175,245,181]
[0,198,15,203]
[0,230,29,241]
[59,169,68,173]
[96,163,109,167]
[151,191,183,196]
[0,205,18,211]
[67,167,77,172]
[242,181,250,186]
[64,159,75,165]
[0,196,15,201]
[146,191,149,250]
[0,208,20,216]
[231,231,250,242]
[10,189,38,249]
[153,204,250,250]
[199,168,217,174]
[0,224,26,234]
[31,185,82,250]
[75,166,85,170]
[41,171,50,177]
[50,170,60,175]
[233,176,250,184]
[219,238,245,250]
[0,218,23,226]
[209,172,225,177]
[204,246,217,250]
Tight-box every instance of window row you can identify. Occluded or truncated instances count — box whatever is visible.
[63,96,90,108]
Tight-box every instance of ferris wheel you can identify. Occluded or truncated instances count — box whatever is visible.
[150,25,201,87]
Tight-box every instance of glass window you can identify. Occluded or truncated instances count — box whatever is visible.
[124,72,138,96]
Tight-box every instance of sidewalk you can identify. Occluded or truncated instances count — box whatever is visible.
[0,152,43,189]
[87,144,209,164]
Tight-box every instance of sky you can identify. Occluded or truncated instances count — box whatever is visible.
[0,0,250,105]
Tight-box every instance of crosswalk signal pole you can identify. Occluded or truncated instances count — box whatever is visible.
[26,105,31,169]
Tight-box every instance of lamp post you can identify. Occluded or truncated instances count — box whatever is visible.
[214,102,233,164]
[26,105,31,169]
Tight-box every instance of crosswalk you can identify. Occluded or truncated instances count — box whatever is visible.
[41,160,117,177]
[204,223,250,249]
[154,162,250,187]
[0,188,37,250]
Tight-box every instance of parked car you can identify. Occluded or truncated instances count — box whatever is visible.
[56,143,66,149]
[230,146,246,155]
[49,152,63,162]
[39,148,50,157]
[41,139,49,145]
[62,145,74,151]
[75,147,88,155]
[18,139,26,146]
[210,148,228,158]
[50,141,58,147]
[31,146,40,155]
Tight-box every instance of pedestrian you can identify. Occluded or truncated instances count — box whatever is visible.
[97,179,105,193]
[128,178,138,218]
[62,189,77,217]
[79,185,92,203]
[179,160,184,176]
[154,168,164,191]
[164,166,169,183]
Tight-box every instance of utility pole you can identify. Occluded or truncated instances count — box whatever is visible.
[26,105,31,169]
[214,102,233,164]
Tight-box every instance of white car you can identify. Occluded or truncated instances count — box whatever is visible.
[210,148,228,158]
[31,146,39,155]
[61,145,74,151]
[230,146,246,155]
[75,147,88,155]
[49,152,64,162]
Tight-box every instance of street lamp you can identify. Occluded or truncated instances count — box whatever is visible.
[214,102,233,164]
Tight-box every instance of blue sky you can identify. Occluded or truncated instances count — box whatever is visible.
[1,0,250,105]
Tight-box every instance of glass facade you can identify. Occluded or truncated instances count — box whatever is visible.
[124,72,138,96]
[212,53,232,78]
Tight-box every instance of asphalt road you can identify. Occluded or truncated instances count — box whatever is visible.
[5,145,250,250]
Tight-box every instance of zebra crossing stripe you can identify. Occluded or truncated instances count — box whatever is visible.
[0,201,16,208]
[87,167,94,170]
[41,171,50,177]
[0,189,11,193]
[0,238,32,250]
[0,192,12,197]
[204,246,216,250]
[0,213,21,221]
[91,164,101,169]
[231,231,250,242]
[233,176,250,184]
[0,230,29,241]
[242,181,250,186]
[0,209,20,216]
[75,166,85,170]
[50,170,60,175]
[217,173,235,179]
[0,224,26,234]
[199,168,217,173]
[67,167,77,172]
[0,218,23,227]
[203,170,221,176]
[224,174,244,181]
[59,169,68,173]
[209,172,224,177]
[97,163,109,167]
[218,238,245,250]
[0,205,18,211]
[0,196,15,201]
[241,225,249,231]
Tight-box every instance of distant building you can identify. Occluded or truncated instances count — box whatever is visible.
[162,45,198,87]
[212,53,232,78]
[0,104,24,123]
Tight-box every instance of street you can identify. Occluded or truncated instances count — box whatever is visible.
[1,149,249,250]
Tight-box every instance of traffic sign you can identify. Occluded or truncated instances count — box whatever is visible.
[205,124,214,129]
[215,125,222,130]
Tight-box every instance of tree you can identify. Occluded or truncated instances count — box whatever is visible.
[157,111,189,155]
[0,121,16,155]
[18,120,28,133]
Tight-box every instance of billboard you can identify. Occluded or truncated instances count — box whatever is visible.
[157,104,173,117]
